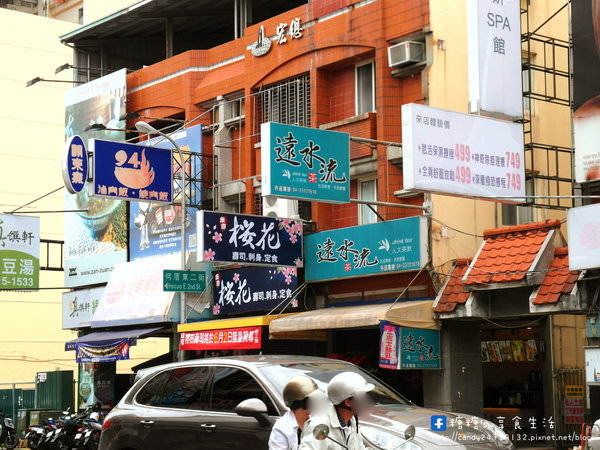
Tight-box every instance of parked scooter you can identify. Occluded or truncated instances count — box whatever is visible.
[0,410,18,449]
[72,411,103,450]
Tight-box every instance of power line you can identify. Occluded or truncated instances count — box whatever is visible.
[8,185,64,214]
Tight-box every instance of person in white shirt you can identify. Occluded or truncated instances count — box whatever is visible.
[299,372,374,450]
[269,375,326,450]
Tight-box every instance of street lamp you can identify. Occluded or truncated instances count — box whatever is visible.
[135,121,188,361]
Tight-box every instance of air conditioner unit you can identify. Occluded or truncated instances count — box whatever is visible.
[387,41,425,68]
[262,196,298,219]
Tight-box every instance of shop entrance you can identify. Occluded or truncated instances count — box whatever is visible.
[480,319,550,443]
[331,328,424,406]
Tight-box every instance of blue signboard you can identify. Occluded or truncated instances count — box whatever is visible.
[129,125,201,260]
[213,266,298,315]
[63,135,88,194]
[75,340,130,363]
[379,321,440,370]
[198,211,303,268]
[261,122,350,203]
[91,139,173,203]
[304,216,428,282]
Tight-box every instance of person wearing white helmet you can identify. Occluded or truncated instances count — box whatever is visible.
[269,375,328,450]
[299,371,374,450]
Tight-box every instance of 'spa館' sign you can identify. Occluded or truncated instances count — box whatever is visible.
[197,211,303,268]
[180,326,262,350]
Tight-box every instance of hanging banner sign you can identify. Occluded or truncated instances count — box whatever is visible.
[568,203,600,270]
[213,266,298,315]
[75,340,130,363]
[63,135,88,194]
[91,139,173,203]
[305,216,428,282]
[198,211,303,267]
[467,0,522,118]
[180,326,262,350]
[572,0,600,182]
[129,124,201,261]
[0,214,40,289]
[379,321,441,370]
[261,122,350,203]
[402,103,525,201]
[64,68,128,288]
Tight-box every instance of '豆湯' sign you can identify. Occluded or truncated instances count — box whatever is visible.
[0,214,39,289]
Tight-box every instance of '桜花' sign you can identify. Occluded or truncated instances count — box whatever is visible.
[379,321,441,370]
[402,103,525,200]
[467,0,522,118]
[261,122,350,203]
[91,139,173,203]
[63,135,88,194]
[304,216,428,282]
[0,214,39,289]
[213,266,298,315]
[180,326,262,350]
[198,211,303,267]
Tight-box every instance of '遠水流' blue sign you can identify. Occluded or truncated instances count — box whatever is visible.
[91,139,173,203]
[213,266,298,315]
[261,122,350,203]
[198,211,303,268]
[304,216,428,282]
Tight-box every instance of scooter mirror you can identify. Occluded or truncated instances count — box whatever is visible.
[404,424,416,441]
[313,423,330,441]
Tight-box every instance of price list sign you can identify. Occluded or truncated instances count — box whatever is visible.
[402,103,525,201]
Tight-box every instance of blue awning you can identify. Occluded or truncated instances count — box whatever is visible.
[65,326,163,351]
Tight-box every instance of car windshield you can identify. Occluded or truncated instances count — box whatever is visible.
[259,362,410,406]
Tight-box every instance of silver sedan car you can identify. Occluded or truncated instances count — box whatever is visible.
[99,355,513,449]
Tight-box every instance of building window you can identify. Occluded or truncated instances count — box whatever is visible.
[359,179,378,225]
[356,61,375,115]
[501,178,535,226]
[254,73,311,131]
[78,7,83,24]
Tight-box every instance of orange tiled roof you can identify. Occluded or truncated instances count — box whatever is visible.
[434,258,472,313]
[463,220,561,286]
[533,247,579,305]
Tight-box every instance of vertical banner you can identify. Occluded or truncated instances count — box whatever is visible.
[129,125,201,261]
[573,0,600,182]
[568,203,600,270]
[467,0,522,118]
[64,69,128,287]
[0,214,40,289]
[379,322,441,370]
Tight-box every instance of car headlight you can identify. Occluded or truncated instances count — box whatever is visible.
[592,422,600,438]
[361,425,422,450]
[479,419,513,448]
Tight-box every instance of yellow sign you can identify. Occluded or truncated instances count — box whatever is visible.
[565,385,585,398]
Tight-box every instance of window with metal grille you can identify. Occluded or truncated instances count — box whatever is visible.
[254,73,311,131]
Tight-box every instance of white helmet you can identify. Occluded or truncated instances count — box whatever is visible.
[327,372,374,405]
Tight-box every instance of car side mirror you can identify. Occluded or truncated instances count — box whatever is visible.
[404,424,416,441]
[234,398,270,427]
